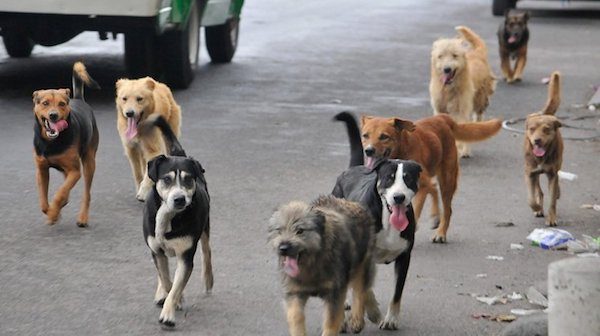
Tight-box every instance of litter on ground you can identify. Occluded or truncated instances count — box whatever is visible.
[486,255,504,261]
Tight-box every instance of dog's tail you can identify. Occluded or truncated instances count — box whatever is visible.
[443,115,502,142]
[72,62,100,100]
[542,71,561,116]
[333,111,364,167]
[455,26,487,53]
[138,114,186,157]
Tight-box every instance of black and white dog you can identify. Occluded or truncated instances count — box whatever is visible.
[332,111,421,330]
[141,114,213,329]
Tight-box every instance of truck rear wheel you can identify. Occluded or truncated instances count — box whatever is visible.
[2,30,34,58]
[160,1,200,89]
[124,32,161,79]
[205,18,239,63]
[492,0,517,16]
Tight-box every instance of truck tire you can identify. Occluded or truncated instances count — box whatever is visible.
[160,1,200,89]
[2,30,34,58]
[125,32,161,79]
[492,0,517,16]
[205,18,239,63]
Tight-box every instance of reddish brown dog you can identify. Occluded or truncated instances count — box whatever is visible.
[524,72,563,226]
[33,62,99,226]
[360,114,501,242]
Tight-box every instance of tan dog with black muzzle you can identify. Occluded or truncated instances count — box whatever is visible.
[524,71,563,226]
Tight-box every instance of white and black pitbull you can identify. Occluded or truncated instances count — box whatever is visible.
[141,114,213,329]
[332,111,421,330]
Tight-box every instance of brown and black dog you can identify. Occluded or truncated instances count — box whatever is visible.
[524,72,563,226]
[498,10,530,83]
[33,62,100,227]
[358,114,501,243]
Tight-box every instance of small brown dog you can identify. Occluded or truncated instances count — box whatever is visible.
[115,77,181,201]
[359,114,502,243]
[268,195,378,335]
[430,26,496,157]
[498,10,530,83]
[524,72,563,226]
[33,62,100,226]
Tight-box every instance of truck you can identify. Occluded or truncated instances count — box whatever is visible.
[0,0,244,88]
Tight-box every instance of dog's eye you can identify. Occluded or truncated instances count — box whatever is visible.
[162,176,172,184]
[182,175,194,186]
[452,53,458,58]
[296,229,304,235]
[58,101,66,107]
[122,97,127,101]
[379,134,390,141]
[42,101,49,106]
[543,127,550,134]
[136,96,143,102]
[362,133,369,139]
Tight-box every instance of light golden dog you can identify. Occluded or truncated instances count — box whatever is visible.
[430,26,496,157]
[115,77,181,201]
[524,72,563,226]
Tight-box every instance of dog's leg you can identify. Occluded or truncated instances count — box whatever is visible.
[322,289,346,336]
[342,265,368,333]
[200,231,214,293]
[432,164,457,243]
[47,168,81,224]
[527,173,544,217]
[285,295,308,336]
[35,159,50,215]
[152,253,171,306]
[137,141,165,202]
[455,105,473,158]
[76,153,96,227]
[126,146,144,189]
[159,249,194,328]
[364,289,382,324]
[547,172,559,226]
[412,175,432,221]
[427,180,441,229]
[512,47,527,82]
[500,50,514,82]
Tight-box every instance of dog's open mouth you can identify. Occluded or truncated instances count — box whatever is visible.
[386,203,409,232]
[365,149,391,170]
[125,114,141,141]
[43,117,68,139]
[533,144,546,157]
[508,35,518,44]
[441,69,456,85]
[282,254,300,278]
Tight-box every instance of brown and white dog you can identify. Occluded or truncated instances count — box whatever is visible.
[32,62,100,226]
[356,113,501,243]
[524,72,563,226]
[430,26,497,157]
[115,77,181,201]
[498,10,530,83]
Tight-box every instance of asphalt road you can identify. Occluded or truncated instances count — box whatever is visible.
[1,1,599,335]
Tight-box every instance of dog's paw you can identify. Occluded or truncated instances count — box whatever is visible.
[534,210,544,218]
[136,191,147,202]
[159,306,176,329]
[46,207,61,225]
[431,234,447,244]
[546,218,558,227]
[379,313,400,330]
[41,204,49,214]
[76,222,88,228]
[343,316,365,334]
[155,298,166,307]
[366,305,382,324]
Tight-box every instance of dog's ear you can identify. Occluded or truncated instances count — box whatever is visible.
[191,158,205,177]
[59,89,71,99]
[393,118,416,132]
[309,210,326,234]
[147,155,168,182]
[522,11,530,21]
[360,115,373,126]
[504,8,511,19]
[32,91,40,104]
[115,78,127,91]
[553,119,562,129]
[145,78,156,91]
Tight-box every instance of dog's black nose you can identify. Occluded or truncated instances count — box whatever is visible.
[443,67,452,74]
[364,147,375,157]
[48,112,59,122]
[279,243,290,255]
[534,139,542,145]
[173,196,186,208]
[393,193,406,204]
[125,110,135,118]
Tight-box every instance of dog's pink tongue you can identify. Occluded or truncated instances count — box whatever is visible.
[365,156,375,170]
[390,205,409,231]
[533,145,546,157]
[125,117,138,140]
[49,120,68,132]
[283,256,300,278]
[508,36,517,43]
[442,74,451,85]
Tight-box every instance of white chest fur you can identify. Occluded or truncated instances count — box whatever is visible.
[374,205,409,264]
[147,236,193,257]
